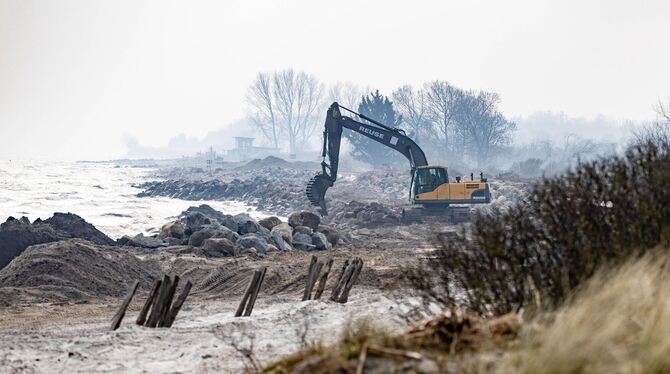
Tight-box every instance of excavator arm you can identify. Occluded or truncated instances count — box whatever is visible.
[306,102,428,213]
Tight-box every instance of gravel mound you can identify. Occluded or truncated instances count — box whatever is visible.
[0,239,158,304]
[0,213,115,270]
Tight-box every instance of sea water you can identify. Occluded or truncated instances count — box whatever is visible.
[0,160,267,239]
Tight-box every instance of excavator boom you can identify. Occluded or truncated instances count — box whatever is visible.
[306,102,427,213]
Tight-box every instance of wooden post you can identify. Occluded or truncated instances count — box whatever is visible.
[158,275,180,327]
[136,279,162,326]
[164,280,193,328]
[314,258,334,300]
[244,267,266,316]
[302,255,318,301]
[307,261,323,300]
[331,260,355,302]
[235,270,261,317]
[330,259,350,300]
[339,258,363,303]
[146,275,171,328]
[110,280,139,331]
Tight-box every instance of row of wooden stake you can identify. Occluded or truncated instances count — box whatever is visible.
[112,256,365,328]
[110,274,193,331]
[303,255,363,303]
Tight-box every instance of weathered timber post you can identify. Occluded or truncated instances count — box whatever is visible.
[331,260,355,302]
[302,255,318,301]
[244,267,267,316]
[146,275,171,327]
[307,261,323,300]
[338,258,363,303]
[330,259,350,300]
[236,270,261,317]
[164,280,193,328]
[158,275,180,327]
[136,279,161,326]
[110,280,140,331]
[314,258,334,300]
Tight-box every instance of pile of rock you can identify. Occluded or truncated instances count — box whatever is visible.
[137,175,311,216]
[149,205,340,257]
[325,200,402,229]
[0,213,115,270]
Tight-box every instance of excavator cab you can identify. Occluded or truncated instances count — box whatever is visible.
[412,166,491,206]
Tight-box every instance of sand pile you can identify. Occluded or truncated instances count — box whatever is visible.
[0,213,115,270]
[0,239,158,305]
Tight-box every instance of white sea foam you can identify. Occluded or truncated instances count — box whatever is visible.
[0,160,269,239]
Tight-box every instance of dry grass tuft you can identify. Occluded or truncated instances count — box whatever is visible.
[407,309,521,354]
[497,249,670,373]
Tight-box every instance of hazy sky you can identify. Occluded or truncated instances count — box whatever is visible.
[1,0,669,160]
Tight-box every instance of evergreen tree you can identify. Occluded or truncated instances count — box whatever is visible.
[345,90,405,167]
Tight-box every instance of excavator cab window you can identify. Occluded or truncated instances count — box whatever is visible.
[414,167,448,194]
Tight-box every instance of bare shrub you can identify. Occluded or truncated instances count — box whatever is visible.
[409,140,670,316]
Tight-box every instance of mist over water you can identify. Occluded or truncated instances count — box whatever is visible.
[0,161,267,239]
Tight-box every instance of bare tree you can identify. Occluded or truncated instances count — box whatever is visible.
[246,72,279,148]
[455,91,516,167]
[329,81,365,110]
[246,69,325,154]
[392,85,429,144]
[273,69,325,155]
[424,81,463,157]
[633,100,670,148]
[657,100,670,124]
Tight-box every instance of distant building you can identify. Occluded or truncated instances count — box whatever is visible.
[226,137,280,161]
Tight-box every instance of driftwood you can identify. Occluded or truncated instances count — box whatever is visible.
[330,259,350,300]
[338,258,363,303]
[356,341,369,374]
[110,280,139,331]
[146,275,171,327]
[136,279,161,326]
[158,275,180,327]
[164,280,193,328]
[313,258,334,300]
[236,269,261,317]
[367,344,423,360]
[302,255,318,301]
[244,267,266,316]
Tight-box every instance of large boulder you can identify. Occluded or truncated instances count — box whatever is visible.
[292,232,314,251]
[234,213,260,235]
[198,238,236,257]
[118,233,165,249]
[287,211,320,230]
[236,234,269,254]
[180,211,212,233]
[188,230,214,247]
[271,223,293,245]
[317,225,340,247]
[180,205,237,231]
[293,225,313,235]
[271,231,292,251]
[258,216,282,231]
[202,224,239,241]
[158,221,185,239]
[311,232,331,251]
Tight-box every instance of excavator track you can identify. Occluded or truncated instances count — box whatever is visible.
[401,205,471,224]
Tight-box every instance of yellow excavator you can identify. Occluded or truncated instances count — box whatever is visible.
[306,102,491,221]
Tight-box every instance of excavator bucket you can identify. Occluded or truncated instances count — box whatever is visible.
[306,174,333,214]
